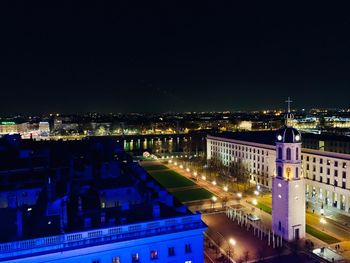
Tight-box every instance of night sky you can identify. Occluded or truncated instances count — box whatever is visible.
[1,2,350,114]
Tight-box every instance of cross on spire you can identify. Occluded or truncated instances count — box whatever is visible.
[285,97,293,113]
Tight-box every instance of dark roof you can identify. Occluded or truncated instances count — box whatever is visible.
[208,130,350,147]
[276,126,301,143]
[208,131,277,146]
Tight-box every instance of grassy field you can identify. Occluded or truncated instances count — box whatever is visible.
[147,170,195,188]
[256,202,272,214]
[305,225,340,244]
[172,188,213,202]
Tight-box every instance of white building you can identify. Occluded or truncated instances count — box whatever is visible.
[0,212,205,263]
[207,131,350,215]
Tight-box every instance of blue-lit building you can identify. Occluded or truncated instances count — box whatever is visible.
[0,136,206,262]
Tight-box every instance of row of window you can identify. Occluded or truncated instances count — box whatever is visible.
[92,244,192,263]
[303,156,347,169]
[210,141,269,156]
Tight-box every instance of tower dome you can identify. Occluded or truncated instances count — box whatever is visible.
[276,126,301,143]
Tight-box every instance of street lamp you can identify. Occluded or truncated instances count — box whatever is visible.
[193,171,198,177]
[202,175,206,181]
[320,217,327,231]
[212,180,217,186]
[223,186,228,192]
[254,190,259,196]
[237,192,242,198]
[228,238,236,259]
[186,168,190,172]
[252,199,258,206]
[212,196,217,209]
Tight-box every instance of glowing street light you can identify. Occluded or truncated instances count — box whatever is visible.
[174,162,178,166]
[169,160,172,164]
[320,217,327,230]
[252,199,258,206]
[212,196,217,202]
[193,171,198,176]
[202,175,206,181]
[229,238,236,246]
[186,168,190,172]
[223,186,228,192]
[212,180,217,186]
[254,190,260,196]
[237,192,242,198]
[179,165,183,169]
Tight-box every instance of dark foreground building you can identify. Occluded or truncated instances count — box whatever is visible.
[0,135,206,262]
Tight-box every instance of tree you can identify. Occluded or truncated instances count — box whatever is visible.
[229,158,250,191]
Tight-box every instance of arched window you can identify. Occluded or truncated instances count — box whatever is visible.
[296,167,299,178]
[286,148,291,160]
[278,147,282,159]
[278,166,282,177]
[296,148,299,160]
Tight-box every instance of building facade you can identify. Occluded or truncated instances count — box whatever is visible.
[0,213,205,263]
[207,131,350,215]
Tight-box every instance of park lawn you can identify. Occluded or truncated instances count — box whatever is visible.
[143,165,169,171]
[172,188,213,202]
[305,225,340,244]
[147,170,195,188]
[256,202,272,214]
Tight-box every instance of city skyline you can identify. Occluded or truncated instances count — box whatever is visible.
[1,2,350,114]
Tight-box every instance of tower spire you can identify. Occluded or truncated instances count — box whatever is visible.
[285,97,294,126]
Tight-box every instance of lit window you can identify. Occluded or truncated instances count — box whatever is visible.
[132,253,139,263]
[150,250,158,260]
[112,257,120,263]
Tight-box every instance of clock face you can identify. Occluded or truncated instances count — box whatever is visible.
[277,135,282,141]
[295,135,300,141]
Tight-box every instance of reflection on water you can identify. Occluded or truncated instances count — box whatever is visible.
[121,135,205,155]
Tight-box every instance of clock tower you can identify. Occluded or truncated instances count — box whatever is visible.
[272,98,305,241]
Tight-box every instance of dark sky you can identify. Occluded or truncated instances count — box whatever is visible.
[1,2,350,114]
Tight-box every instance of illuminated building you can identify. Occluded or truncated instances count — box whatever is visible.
[207,131,350,215]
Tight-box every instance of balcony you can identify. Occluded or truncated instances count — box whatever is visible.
[0,213,205,261]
